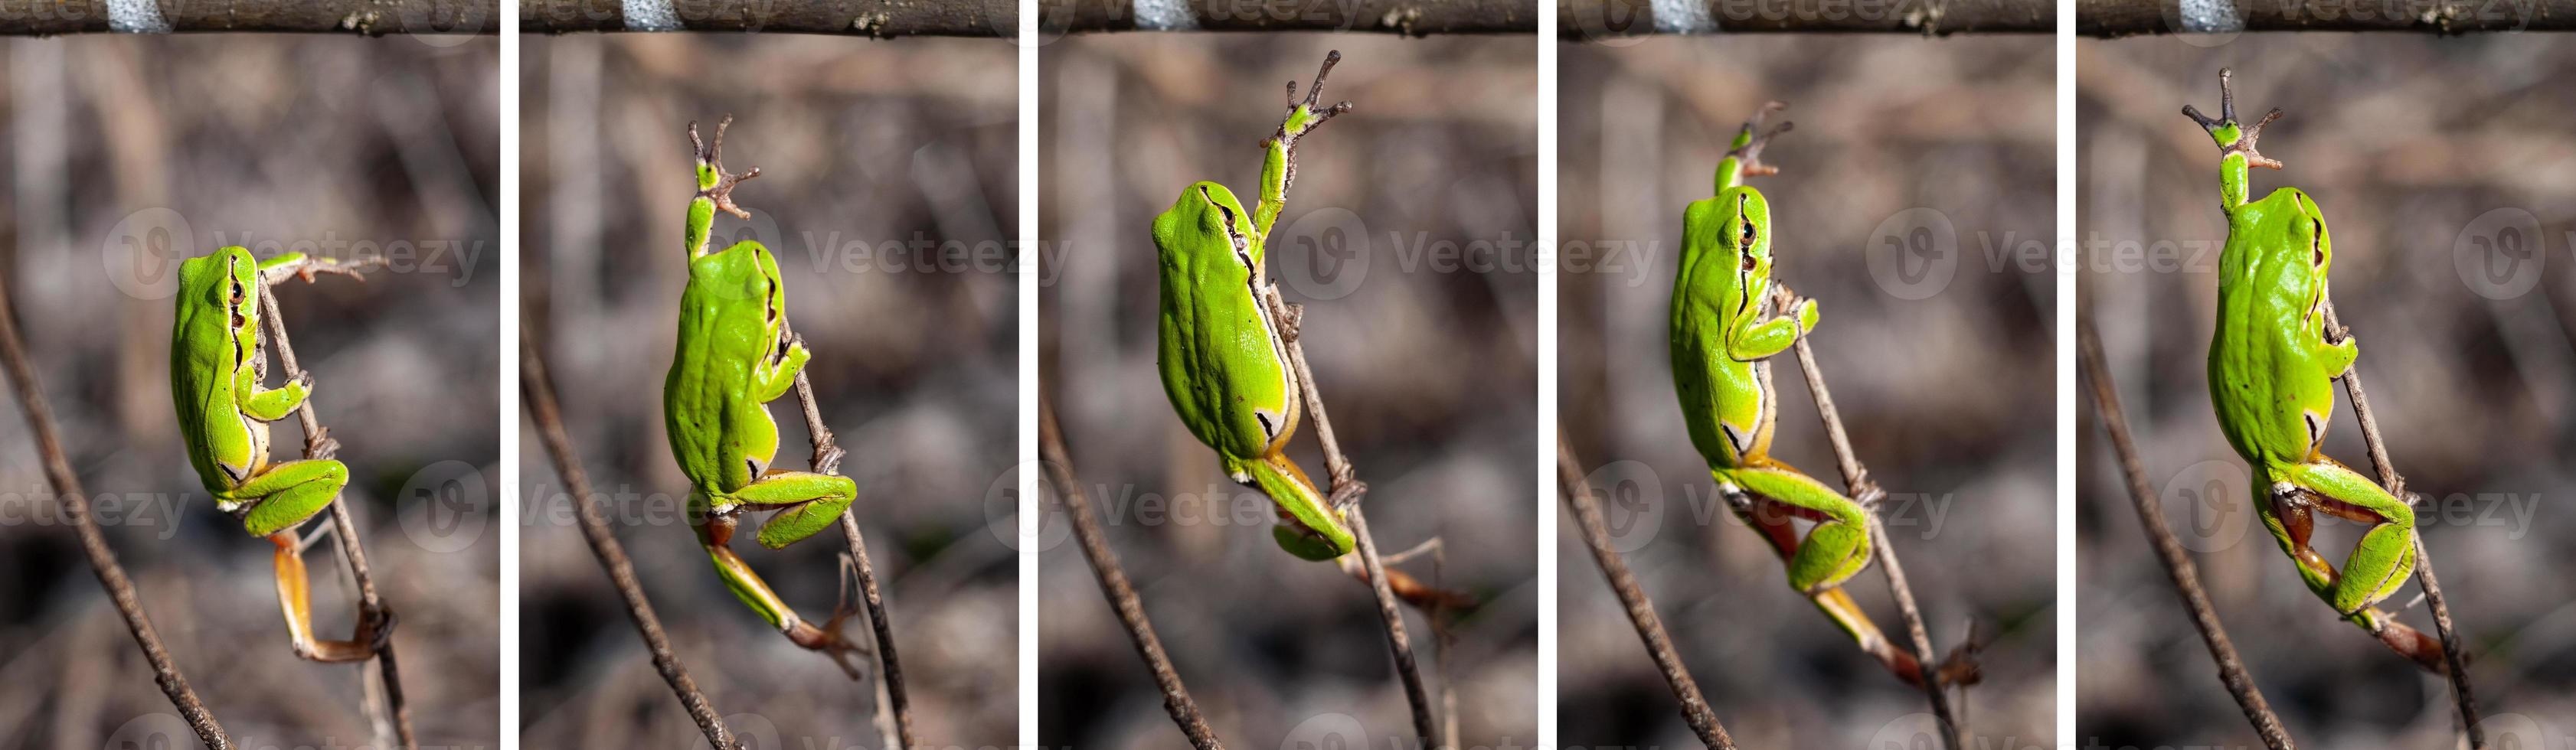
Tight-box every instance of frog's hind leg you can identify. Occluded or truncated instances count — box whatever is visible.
[1718,458,1872,594]
[232,460,390,663]
[2277,458,2417,616]
[1721,468,1973,688]
[698,483,868,680]
[734,469,859,550]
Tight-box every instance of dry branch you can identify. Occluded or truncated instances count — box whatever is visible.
[1038,396,1227,750]
[1555,435,1738,749]
[2077,321,2296,750]
[784,368,917,749]
[0,269,230,748]
[0,0,496,35]
[1558,0,2051,38]
[523,0,1012,34]
[1044,0,1532,34]
[521,331,744,750]
[1263,287,1444,747]
[2076,0,2576,36]
[254,284,416,750]
[2318,303,2483,748]
[1777,305,1960,749]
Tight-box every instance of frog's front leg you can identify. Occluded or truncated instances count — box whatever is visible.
[1254,50,1355,240]
[1725,299,1817,362]
[2182,68,2284,212]
[239,371,314,422]
[751,332,813,403]
[254,251,368,286]
[2263,458,2417,617]
[1712,102,1791,194]
[1718,458,1872,594]
[228,459,391,662]
[685,116,762,259]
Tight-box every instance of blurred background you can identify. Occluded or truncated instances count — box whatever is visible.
[518,36,1018,746]
[2078,38,2576,746]
[0,35,499,746]
[1558,37,2058,745]
[1038,34,1538,747]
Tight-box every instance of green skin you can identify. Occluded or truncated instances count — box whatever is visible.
[1155,52,1356,562]
[2192,80,2418,631]
[171,246,384,662]
[1667,109,1966,687]
[1669,117,1860,597]
[663,119,864,672]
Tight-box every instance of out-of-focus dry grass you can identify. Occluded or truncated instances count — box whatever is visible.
[1558,37,2058,745]
[518,35,1018,748]
[2077,37,2576,747]
[0,35,499,747]
[1038,34,1538,748]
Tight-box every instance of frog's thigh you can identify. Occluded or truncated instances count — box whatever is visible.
[2281,458,2417,615]
[234,459,348,536]
[732,471,858,549]
[1725,463,1871,593]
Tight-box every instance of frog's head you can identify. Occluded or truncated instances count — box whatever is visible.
[2182,68,2285,171]
[1154,181,1257,272]
[2280,188,2331,282]
[1716,187,1777,289]
[176,246,263,354]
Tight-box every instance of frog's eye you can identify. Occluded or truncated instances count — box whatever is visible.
[1736,220,1760,271]
[2309,223,2325,268]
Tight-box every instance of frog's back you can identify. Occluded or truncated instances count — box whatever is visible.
[170,253,253,492]
[2208,188,2332,463]
[665,244,782,494]
[1153,182,1293,461]
[1669,188,1764,468]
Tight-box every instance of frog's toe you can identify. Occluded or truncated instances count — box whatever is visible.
[2332,523,2417,616]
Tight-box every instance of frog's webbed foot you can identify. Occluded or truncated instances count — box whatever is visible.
[1277,50,1355,143]
[2182,68,2285,170]
[690,115,763,219]
[1728,101,1794,178]
[786,554,874,681]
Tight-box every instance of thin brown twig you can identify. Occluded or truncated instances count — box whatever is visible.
[785,368,917,749]
[0,268,230,748]
[1038,395,1227,749]
[2077,320,2297,750]
[2319,303,2483,748]
[1777,286,1959,749]
[257,282,414,750]
[1265,287,1440,746]
[521,330,743,750]
[1554,434,1737,749]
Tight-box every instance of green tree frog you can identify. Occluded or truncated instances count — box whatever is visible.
[2187,70,2444,672]
[1669,104,1968,688]
[1152,51,1358,563]
[170,246,387,662]
[663,117,865,677]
